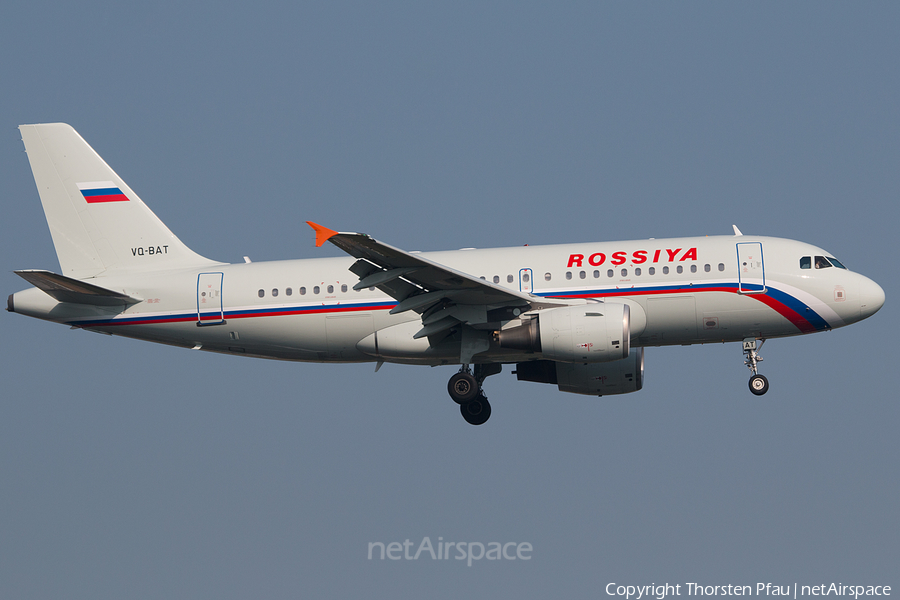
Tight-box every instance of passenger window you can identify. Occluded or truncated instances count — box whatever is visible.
[663,266,669,274]
[566,272,573,280]
[299,287,306,295]
[341,284,348,292]
[522,273,530,283]
[634,268,641,276]
[493,275,500,284]
[815,256,832,269]
[607,269,614,278]
[258,289,265,298]
[800,256,811,269]
[272,288,279,297]
[579,271,586,279]
[593,270,600,278]
[718,263,725,272]
[327,285,334,293]
[704,264,711,273]
[286,287,292,296]
[313,286,320,294]
[690,265,697,274]
[508,275,514,283]
[648,267,655,275]
[544,273,551,281]
[621,268,628,277]
[677,266,683,274]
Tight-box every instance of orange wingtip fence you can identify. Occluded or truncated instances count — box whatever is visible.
[306,221,339,247]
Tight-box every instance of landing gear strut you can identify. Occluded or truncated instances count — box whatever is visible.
[743,338,769,396]
[448,364,500,425]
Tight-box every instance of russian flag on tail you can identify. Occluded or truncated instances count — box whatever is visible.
[77,181,129,203]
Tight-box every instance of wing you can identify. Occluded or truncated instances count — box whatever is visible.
[306,222,562,347]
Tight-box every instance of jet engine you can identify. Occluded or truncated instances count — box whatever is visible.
[514,348,644,396]
[496,303,630,363]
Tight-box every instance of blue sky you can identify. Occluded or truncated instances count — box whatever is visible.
[1,2,897,598]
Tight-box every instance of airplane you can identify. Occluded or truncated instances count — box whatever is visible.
[8,123,886,425]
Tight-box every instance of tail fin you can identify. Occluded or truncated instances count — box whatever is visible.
[19,123,220,279]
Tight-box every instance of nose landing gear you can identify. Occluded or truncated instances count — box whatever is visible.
[743,338,769,396]
[448,364,500,425]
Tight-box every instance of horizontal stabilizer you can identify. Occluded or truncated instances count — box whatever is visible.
[14,270,141,306]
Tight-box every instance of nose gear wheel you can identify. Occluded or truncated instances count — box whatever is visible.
[749,374,769,395]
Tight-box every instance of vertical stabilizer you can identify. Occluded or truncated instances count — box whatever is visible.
[19,123,220,279]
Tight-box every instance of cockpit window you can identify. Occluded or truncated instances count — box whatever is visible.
[827,257,847,269]
[800,256,811,269]
[814,256,832,269]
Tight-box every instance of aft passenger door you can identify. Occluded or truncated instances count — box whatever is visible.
[197,272,225,325]
[737,242,766,294]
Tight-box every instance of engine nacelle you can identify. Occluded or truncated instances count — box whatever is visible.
[497,303,630,363]
[515,348,644,396]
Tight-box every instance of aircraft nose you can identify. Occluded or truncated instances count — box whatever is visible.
[858,276,885,320]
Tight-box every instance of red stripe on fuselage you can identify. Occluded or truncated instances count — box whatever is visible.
[549,286,819,333]
[746,293,818,334]
[74,287,820,335]
[73,303,395,328]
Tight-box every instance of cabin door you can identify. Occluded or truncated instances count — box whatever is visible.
[737,242,766,294]
[197,272,225,325]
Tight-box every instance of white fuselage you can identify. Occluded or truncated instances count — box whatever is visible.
[10,234,884,366]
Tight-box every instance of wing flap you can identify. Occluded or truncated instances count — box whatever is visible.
[413,316,461,339]
[389,289,462,315]
[353,267,421,291]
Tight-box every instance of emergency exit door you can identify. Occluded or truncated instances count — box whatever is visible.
[519,268,533,293]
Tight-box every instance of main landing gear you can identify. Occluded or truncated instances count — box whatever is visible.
[448,364,500,425]
[743,338,769,396]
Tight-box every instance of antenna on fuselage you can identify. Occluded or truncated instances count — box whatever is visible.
[732,225,744,236]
